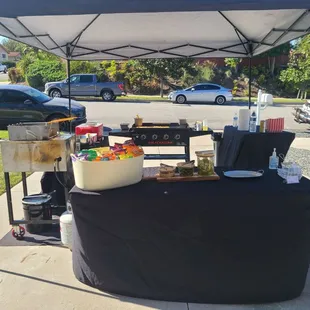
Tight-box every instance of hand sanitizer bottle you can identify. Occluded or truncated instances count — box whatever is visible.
[249,111,257,132]
[269,148,279,170]
[233,113,238,127]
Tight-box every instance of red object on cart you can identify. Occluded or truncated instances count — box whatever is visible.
[75,122,103,138]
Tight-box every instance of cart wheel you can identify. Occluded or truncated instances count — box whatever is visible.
[11,226,25,240]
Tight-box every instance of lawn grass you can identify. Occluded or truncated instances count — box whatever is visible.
[116,94,304,104]
[116,95,168,101]
[0,130,31,195]
[237,97,304,104]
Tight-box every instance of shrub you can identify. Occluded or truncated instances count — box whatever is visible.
[8,67,24,83]
[232,86,239,96]
[2,61,16,69]
[26,60,66,89]
[257,74,266,86]
[225,69,232,78]
[70,61,99,75]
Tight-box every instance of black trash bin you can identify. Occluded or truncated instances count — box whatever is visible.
[22,194,53,234]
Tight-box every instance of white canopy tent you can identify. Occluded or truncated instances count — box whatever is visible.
[1,1,310,111]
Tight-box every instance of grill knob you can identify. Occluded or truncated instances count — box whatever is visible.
[175,134,181,140]
[141,134,147,140]
[152,134,158,140]
[163,134,169,140]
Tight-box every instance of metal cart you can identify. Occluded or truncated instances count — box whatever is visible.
[0,134,75,239]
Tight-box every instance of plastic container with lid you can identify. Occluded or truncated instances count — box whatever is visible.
[177,162,195,177]
[159,164,175,178]
[195,151,215,176]
[75,122,103,138]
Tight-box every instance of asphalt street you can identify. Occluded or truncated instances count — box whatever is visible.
[80,99,309,131]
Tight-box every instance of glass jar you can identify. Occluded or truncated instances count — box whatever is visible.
[196,151,215,176]
[177,162,194,177]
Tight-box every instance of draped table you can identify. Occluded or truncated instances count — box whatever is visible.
[218,126,295,169]
[70,169,310,304]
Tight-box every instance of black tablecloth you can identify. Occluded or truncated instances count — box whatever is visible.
[218,126,295,169]
[70,170,310,303]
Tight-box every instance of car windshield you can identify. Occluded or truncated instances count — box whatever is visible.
[185,86,195,91]
[24,88,51,103]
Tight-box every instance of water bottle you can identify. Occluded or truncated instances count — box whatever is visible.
[233,113,238,127]
[249,112,256,133]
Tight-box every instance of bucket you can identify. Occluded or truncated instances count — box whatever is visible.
[22,194,52,234]
[60,211,73,249]
[72,155,144,191]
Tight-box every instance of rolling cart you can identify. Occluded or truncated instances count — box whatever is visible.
[0,134,75,239]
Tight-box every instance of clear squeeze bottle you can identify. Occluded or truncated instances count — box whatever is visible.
[269,148,279,170]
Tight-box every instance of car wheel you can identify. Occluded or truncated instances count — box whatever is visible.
[176,95,187,104]
[215,96,226,105]
[4,69,7,74]
[47,114,69,132]
[101,90,114,101]
[49,89,62,98]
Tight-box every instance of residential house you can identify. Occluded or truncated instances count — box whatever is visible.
[8,52,21,61]
[0,44,8,62]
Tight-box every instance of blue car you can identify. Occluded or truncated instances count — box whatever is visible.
[0,85,86,130]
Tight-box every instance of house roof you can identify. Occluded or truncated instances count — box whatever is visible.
[8,52,21,57]
[0,1,309,59]
[0,44,8,53]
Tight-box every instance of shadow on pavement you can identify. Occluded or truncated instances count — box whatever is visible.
[0,268,117,299]
[76,97,152,104]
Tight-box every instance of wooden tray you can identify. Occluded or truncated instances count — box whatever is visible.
[157,172,220,182]
[143,168,220,182]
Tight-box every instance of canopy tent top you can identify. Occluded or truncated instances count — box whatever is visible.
[1,1,309,60]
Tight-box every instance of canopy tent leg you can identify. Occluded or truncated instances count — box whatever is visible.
[66,58,72,133]
[248,56,252,109]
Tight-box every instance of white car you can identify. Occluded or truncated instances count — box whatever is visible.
[0,63,7,73]
[168,83,233,105]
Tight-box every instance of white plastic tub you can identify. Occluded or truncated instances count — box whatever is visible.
[72,155,144,191]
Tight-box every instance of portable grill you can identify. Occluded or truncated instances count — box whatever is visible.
[109,122,213,161]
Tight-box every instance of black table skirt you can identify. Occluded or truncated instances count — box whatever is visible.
[218,126,295,169]
[70,169,310,303]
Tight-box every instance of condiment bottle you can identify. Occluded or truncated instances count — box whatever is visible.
[249,112,257,133]
[203,119,208,131]
[269,148,279,170]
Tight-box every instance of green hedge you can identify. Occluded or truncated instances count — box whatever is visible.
[2,61,16,69]
[26,60,66,88]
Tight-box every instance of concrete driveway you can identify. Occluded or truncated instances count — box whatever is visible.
[79,99,309,131]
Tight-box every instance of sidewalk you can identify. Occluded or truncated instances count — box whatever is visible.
[0,137,310,309]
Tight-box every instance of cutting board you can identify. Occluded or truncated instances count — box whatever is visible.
[142,167,220,182]
[157,172,220,182]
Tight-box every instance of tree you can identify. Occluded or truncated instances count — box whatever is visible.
[2,39,27,54]
[137,59,195,97]
[261,42,291,76]
[224,58,241,74]
[280,35,310,99]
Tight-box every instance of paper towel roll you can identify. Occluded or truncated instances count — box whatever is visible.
[238,109,250,131]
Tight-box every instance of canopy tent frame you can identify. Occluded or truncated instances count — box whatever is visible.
[3,10,309,59]
[1,5,309,122]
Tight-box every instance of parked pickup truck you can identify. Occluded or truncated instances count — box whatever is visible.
[0,63,7,73]
[44,74,126,101]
